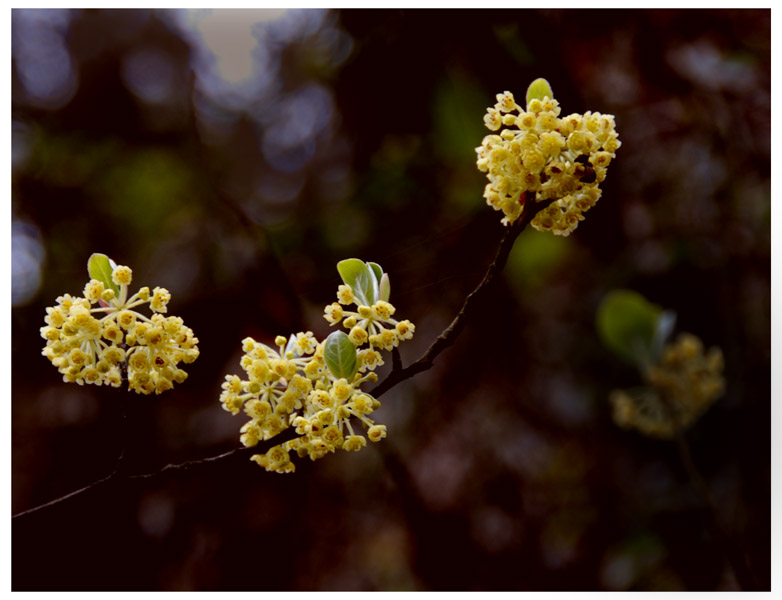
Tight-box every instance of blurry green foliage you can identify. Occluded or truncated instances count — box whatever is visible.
[493,23,534,66]
[432,71,487,164]
[322,205,371,251]
[505,227,573,292]
[432,71,489,213]
[29,131,118,188]
[95,148,199,234]
[596,289,674,367]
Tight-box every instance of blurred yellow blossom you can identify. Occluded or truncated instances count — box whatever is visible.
[610,333,725,438]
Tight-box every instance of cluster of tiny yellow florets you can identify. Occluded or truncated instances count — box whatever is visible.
[221,282,416,473]
[41,265,199,394]
[220,333,385,473]
[323,284,416,372]
[476,90,620,234]
[611,333,725,439]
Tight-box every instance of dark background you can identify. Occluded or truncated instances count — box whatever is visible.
[11,8,770,591]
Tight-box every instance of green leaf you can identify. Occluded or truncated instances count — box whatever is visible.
[87,253,120,296]
[336,258,379,306]
[368,262,383,285]
[379,272,391,303]
[596,290,665,366]
[432,72,488,163]
[506,228,572,292]
[526,77,554,107]
[324,331,358,380]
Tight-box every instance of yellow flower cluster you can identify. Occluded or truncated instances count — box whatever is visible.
[610,333,725,438]
[41,264,199,394]
[221,279,416,473]
[324,285,415,373]
[219,334,384,473]
[476,90,620,234]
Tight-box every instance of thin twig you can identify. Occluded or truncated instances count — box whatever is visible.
[371,197,550,398]
[12,428,299,520]
[12,463,120,520]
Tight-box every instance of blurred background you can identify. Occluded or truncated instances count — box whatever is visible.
[11,8,770,591]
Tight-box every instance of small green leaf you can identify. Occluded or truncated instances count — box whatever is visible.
[324,330,358,380]
[526,77,554,107]
[368,262,383,285]
[337,258,378,306]
[87,253,120,296]
[379,272,391,303]
[596,290,664,366]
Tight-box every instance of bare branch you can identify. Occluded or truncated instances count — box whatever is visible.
[13,199,548,520]
[12,428,298,520]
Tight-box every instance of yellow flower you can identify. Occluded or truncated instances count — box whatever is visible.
[475,83,620,230]
[330,378,352,403]
[371,329,398,351]
[111,265,132,286]
[240,421,262,447]
[41,258,199,394]
[495,91,517,112]
[101,322,124,345]
[538,131,565,157]
[294,331,317,355]
[518,112,537,129]
[324,302,344,325]
[350,392,375,416]
[116,310,136,330]
[337,284,354,305]
[83,280,105,302]
[395,320,415,340]
[309,389,332,411]
[246,359,269,383]
[348,325,369,346]
[483,108,502,131]
[343,435,367,452]
[322,425,344,448]
[223,264,417,472]
[358,348,384,371]
[150,287,171,313]
[252,445,295,473]
[367,424,387,443]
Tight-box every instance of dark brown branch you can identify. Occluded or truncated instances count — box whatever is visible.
[371,198,551,398]
[128,426,300,480]
[13,199,548,520]
[12,427,299,520]
[12,464,121,520]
